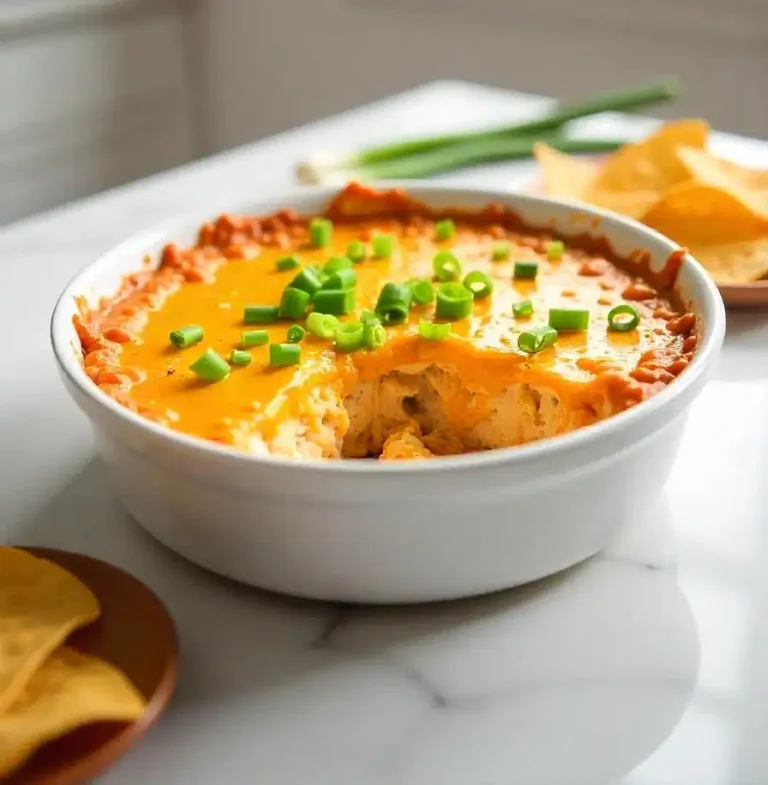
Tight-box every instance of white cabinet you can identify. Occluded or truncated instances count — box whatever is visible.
[0,1,196,225]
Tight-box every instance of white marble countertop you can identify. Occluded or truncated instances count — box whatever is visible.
[3,80,768,785]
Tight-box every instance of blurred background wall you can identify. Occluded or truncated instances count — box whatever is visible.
[2,0,767,225]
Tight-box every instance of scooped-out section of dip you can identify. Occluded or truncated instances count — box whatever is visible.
[74,183,697,461]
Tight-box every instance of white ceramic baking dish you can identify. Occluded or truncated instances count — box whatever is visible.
[51,184,725,603]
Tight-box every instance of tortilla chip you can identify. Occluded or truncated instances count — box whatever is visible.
[688,237,768,284]
[641,180,768,247]
[588,119,710,194]
[0,646,147,777]
[677,146,768,201]
[0,548,100,713]
[587,187,662,220]
[532,142,599,200]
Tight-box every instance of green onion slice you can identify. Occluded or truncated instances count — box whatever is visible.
[607,304,640,332]
[321,268,357,290]
[279,287,311,319]
[306,312,339,339]
[243,305,279,324]
[374,282,412,325]
[549,307,590,331]
[289,268,323,295]
[241,329,269,347]
[313,288,356,315]
[418,321,451,340]
[269,343,301,366]
[546,240,565,260]
[309,218,333,248]
[407,278,435,305]
[518,326,558,355]
[514,260,539,280]
[334,321,365,352]
[189,348,230,382]
[492,241,511,261]
[372,234,396,258]
[435,282,473,321]
[360,309,382,325]
[433,250,462,282]
[276,255,301,271]
[323,256,353,274]
[347,240,366,263]
[435,219,456,241]
[463,270,494,300]
[229,349,252,366]
[363,322,387,349]
[169,325,204,348]
[512,300,534,319]
[287,325,306,343]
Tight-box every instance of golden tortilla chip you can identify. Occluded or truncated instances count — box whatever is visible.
[0,548,100,713]
[676,146,768,202]
[588,119,710,194]
[0,646,146,777]
[687,237,768,284]
[532,142,599,200]
[586,187,662,220]
[641,180,768,246]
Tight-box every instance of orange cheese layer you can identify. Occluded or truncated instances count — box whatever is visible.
[74,184,696,459]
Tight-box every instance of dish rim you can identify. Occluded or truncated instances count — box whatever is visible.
[50,182,726,477]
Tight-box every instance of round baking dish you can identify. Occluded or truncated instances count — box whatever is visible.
[50,184,725,603]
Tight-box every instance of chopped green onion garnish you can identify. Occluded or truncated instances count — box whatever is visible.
[313,288,356,315]
[546,240,565,261]
[279,287,311,319]
[323,256,353,274]
[608,304,640,332]
[514,260,539,280]
[433,251,462,282]
[244,305,279,324]
[435,282,473,321]
[276,255,300,271]
[169,325,204,348]
[363,322,387,349]
[435,219,456,241]
[372,234,396,258]
[269,343,301,366]
[492,242,511,261]
[463,271,494,300]
[518,326,558,354]
[229,349,252,366]
[241,329,269,347]
[289,268,323,295]
[549,308,590,331]
[189,348,230,382]
[407,278,435,305]
[334,321,365,352]
[360,309,381,325]
[418,321,451,340]
[287,324,306,343]
[309,218,333,248]
[512,300,534,319]
[321,268,357,290]
[347,240,366,263]
[306,312,339,339]
[374,282,412,325]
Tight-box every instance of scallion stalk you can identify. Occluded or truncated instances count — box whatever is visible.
[296,78,680,182]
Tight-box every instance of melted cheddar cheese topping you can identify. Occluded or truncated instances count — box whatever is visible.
[75,184,696,460]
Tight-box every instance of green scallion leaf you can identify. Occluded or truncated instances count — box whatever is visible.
[518,326,558,355]
[306,312,339,339]
[549,308,590,331]
[229,349,252,366]
[309,218,333,248]
[189,348,230,382]
[269,343,301,366]
[169,325,204,348]
[418,321,451,340]
[607,304,640,332]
